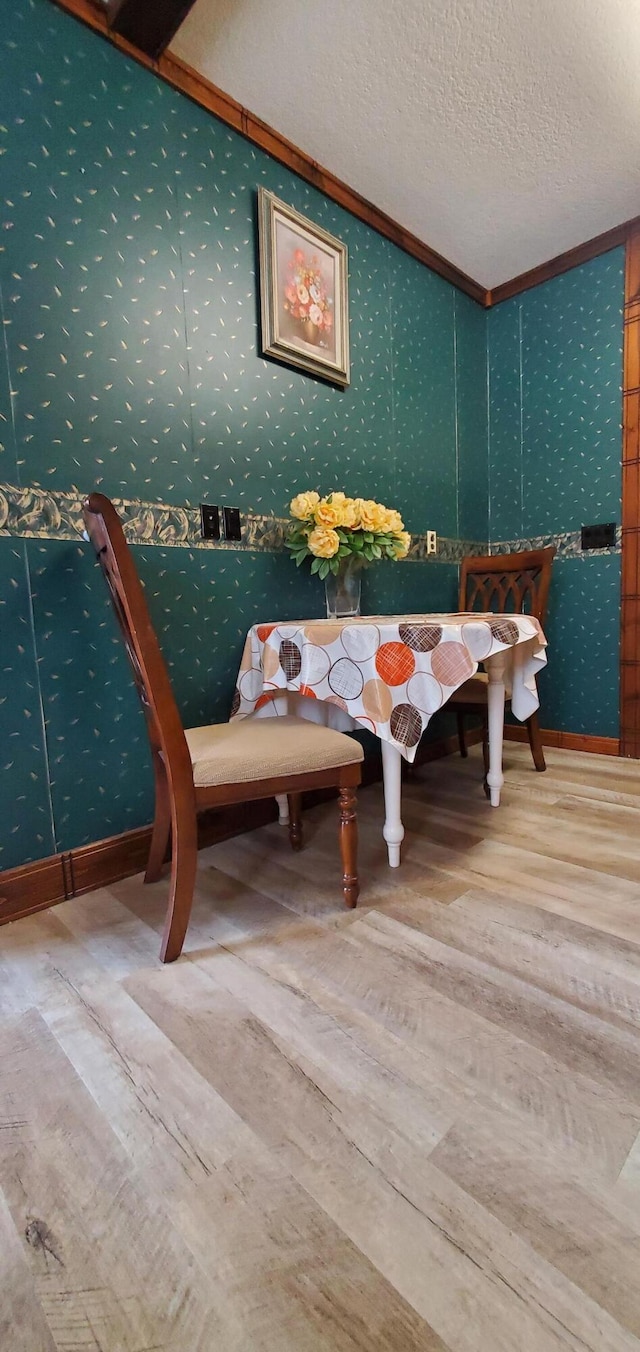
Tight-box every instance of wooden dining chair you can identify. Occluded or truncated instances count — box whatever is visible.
[450,545,555,776]
[82,493,363,963]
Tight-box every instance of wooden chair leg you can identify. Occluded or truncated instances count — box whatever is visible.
[288,792,303,851]
[145,752,171,883]
[456,711,468,758]
[526,711,546,771]
[338,786,359,909]
[159,801,198,963]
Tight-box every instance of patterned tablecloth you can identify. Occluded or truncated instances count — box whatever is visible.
[231,614,548,761]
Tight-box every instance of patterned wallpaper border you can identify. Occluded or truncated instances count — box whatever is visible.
[490,528,622,560]
[0,483,621,562]
[0,482,483,563]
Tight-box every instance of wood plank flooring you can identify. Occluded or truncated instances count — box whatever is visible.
[2,743,640,1350]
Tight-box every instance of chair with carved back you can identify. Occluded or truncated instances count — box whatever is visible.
[82,493,362,962]
[449,546,554,777]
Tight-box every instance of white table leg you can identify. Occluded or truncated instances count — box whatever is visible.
[381,740,404,867]
[275,794,289,825]
[486,652,507,807]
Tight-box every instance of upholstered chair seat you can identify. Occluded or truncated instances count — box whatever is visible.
[185,715,363,788]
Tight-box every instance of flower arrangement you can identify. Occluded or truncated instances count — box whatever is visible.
[283,250,333,342]
[286,491,412,580]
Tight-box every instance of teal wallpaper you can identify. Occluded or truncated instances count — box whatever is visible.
[541,554,621,738]
[456,291,489,541]
[0,0,475,871]
[487,251,624,737]
[0,0,627,874]
[0,541,54,864]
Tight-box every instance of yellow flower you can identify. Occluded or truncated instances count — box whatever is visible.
[308,525,340,558]
[290,490,320,520]
[393,531,412,559]
[383,508,404,534]
[322,492,359,528]
[355,498,388,532]
[314,497,343,527]
[339,498,359,528]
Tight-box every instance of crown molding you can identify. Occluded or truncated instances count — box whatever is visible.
[36,1,640,308]
[46,0,486,303]
[488,215,640,306]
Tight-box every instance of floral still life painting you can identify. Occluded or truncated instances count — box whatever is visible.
[258,189,350,386]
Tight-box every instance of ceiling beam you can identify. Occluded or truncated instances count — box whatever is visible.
[105,0,198,59]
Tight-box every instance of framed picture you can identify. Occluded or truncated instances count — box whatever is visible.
[257,188,350,387]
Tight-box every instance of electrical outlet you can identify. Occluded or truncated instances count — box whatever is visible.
[581,522,616,550]
[426,530,437,555]
[222,506,242,542]
[200,503,220,540]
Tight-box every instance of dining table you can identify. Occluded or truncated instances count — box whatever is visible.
[231,613,548,867]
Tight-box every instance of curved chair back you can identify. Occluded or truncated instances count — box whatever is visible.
[459,546,555,624]
[82,493,192,789]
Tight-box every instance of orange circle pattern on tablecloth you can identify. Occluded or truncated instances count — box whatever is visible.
[232,614,547,762]
[375,642,416,686]
[257,623,278,643]
[255,689,278,710]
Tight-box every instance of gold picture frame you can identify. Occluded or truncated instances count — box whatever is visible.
[258,188,350,387]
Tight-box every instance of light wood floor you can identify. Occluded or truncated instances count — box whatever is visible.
[3,744,640,1351]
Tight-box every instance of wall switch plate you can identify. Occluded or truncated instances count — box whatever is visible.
[426,530,437,555]
[200,503,220,540]
[222,506,242,542]
[581,522,616,550]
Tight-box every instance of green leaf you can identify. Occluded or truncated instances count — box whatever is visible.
[318,560,330,580]
[310,557,322,575]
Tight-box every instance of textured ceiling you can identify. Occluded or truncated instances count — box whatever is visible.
[170,0,640,289]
